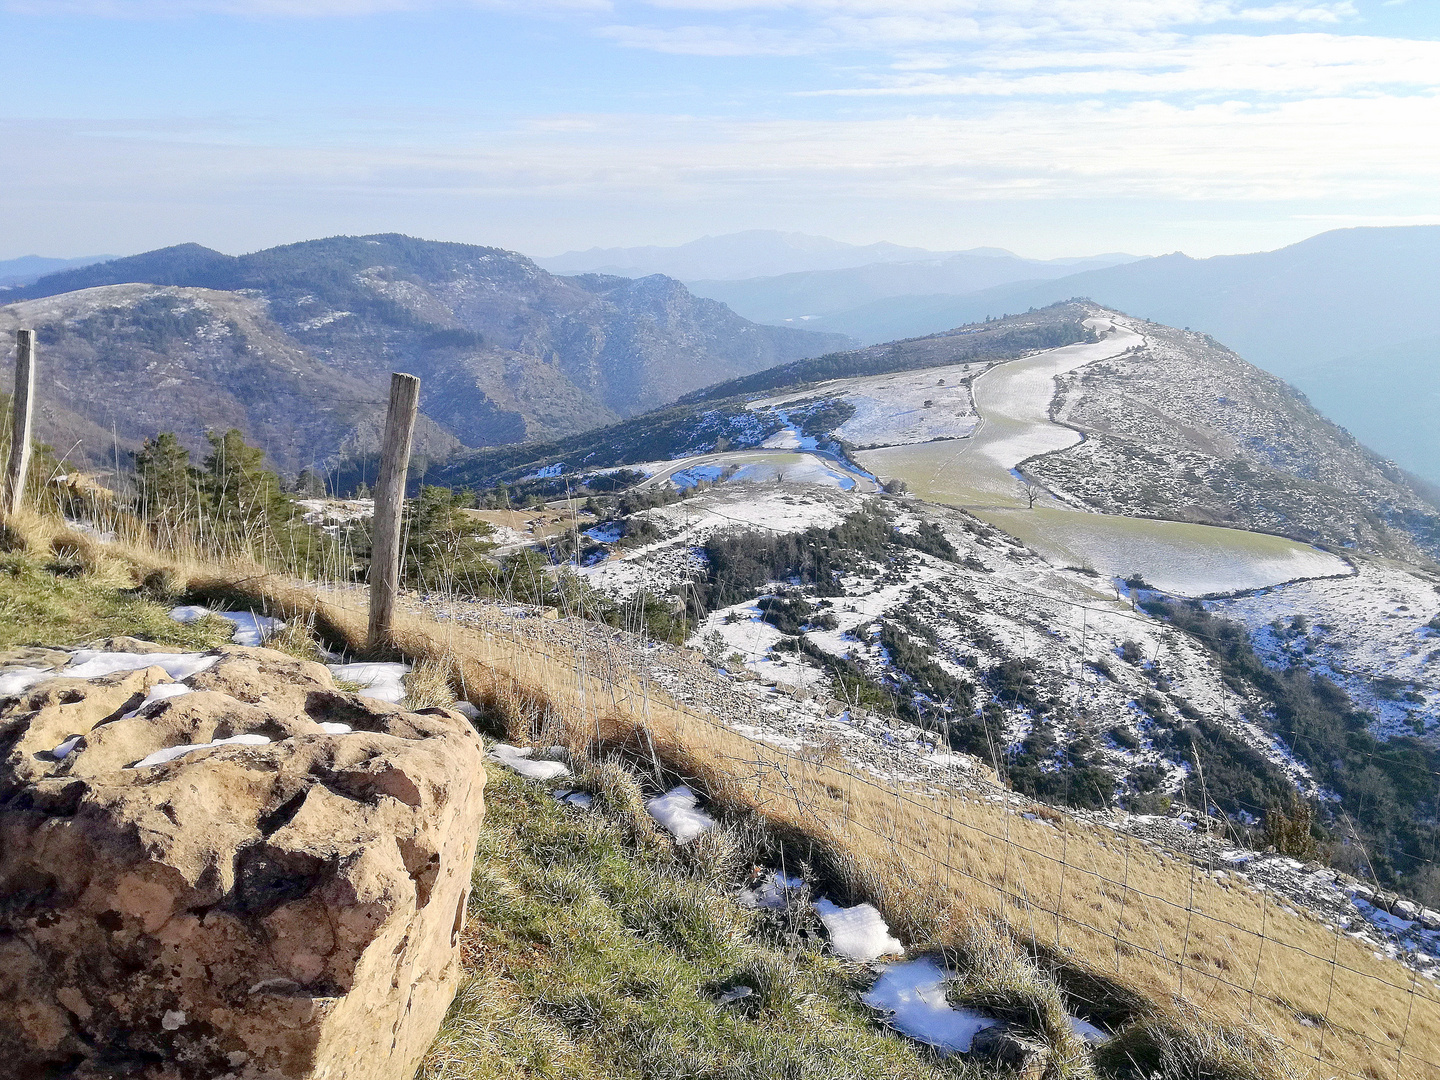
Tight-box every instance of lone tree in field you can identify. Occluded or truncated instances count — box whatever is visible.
[1018,480,1043,509]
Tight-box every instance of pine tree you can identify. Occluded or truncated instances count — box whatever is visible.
[202,429,289,542]
[134,432,201,529]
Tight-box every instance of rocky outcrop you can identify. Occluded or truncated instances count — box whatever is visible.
[0,644,486,1080]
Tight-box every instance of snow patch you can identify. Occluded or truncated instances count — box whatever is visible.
[645,785,717,843]
[129,733,272,770]
[327,661,410,704]
[121,682,194,717]
[860,958,996,1053]
[489,743,572,781]
[67,650,219,681]
[815,898,904,961]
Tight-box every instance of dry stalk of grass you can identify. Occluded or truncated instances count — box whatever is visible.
[73,535,1440,1080]
[404,655,461,710]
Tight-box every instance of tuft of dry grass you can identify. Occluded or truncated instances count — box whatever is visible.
[404,655,460,710]
[1094,1002,1301,1080]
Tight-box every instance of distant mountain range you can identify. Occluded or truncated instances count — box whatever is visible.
[0,235,847,474]
[536,229,1138,282]
[686,250,1140,328]
[669,225,1440,485]
[0,254,113,289]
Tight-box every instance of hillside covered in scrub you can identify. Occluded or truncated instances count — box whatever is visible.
[0,235,847,474]
[1,495,1436,1080]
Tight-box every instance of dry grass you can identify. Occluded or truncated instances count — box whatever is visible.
[14,510,1438,1080]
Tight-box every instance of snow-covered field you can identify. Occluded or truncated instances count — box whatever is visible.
[1209,558,1440,740]
[751,365,987,449]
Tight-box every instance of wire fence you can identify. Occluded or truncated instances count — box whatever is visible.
[428,597,1440,1080]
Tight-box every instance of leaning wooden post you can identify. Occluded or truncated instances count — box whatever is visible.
[3,329,36,516]
[367,372,421,652]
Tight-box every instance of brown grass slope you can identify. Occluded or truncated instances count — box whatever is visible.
[5,509,1438,1080]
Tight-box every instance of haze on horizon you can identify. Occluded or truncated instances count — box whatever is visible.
[2,0,1438,263]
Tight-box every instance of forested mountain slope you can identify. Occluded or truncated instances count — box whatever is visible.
[2,235,847,473]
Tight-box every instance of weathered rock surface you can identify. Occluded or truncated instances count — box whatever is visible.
[0,644,486,1080]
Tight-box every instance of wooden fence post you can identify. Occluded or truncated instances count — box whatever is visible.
[367,372,421,652]
[3,329,35,516]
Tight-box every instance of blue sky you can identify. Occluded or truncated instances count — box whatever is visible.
[2,0,1437,261]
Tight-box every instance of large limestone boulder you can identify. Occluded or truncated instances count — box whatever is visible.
[0,644,486,1080]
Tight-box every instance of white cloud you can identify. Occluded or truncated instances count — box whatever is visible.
[817,34,1440,97]
[3,0,607,15]
[12,91,1435,206]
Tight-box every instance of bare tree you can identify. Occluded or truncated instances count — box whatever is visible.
[1018,480,1042,509]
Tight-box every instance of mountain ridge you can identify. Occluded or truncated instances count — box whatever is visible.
[1,234,849,474]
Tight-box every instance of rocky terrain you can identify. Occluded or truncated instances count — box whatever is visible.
[2,235,847,473]
[0,639,485,1079]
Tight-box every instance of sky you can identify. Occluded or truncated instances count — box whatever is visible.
[1,0,1438,261]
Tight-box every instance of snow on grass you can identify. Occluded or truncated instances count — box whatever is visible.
[980,508,1351,599]
[815,899,904,961]
[580,487,858,601]
[169,604,284,645]
[645,785,717,843]
[1207,559,1440,740]
[128,732,271,770]
[669,464,727,489]
[860,958,994,1052]
[327,661,410,704]
[737,870,804,910]
[585,522,624,543]
[752,366,984,450]
[727,457,856,490]
[489,743,572,781]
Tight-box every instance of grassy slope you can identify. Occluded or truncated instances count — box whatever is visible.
[0,549,233,653]
[423,767,985,1080]
[2,512,1418,1080]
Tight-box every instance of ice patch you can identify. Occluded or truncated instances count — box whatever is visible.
[553,788,594,809]
[0,667,54,697]
[51,734,84,760]
[715,985,754,1005]
[646,785,717,843]
[66,651,219,681]
[129,733,271,770]
[738,870,805,910]
[121,682,194,717]
[815,898,904,961]
[318,722,352,734]
[860,958,996,1053]
[327,661,410,704]
[489,743,572,781]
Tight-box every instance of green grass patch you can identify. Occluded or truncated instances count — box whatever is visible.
[421,768,985,1080]
[0,552,234,653]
